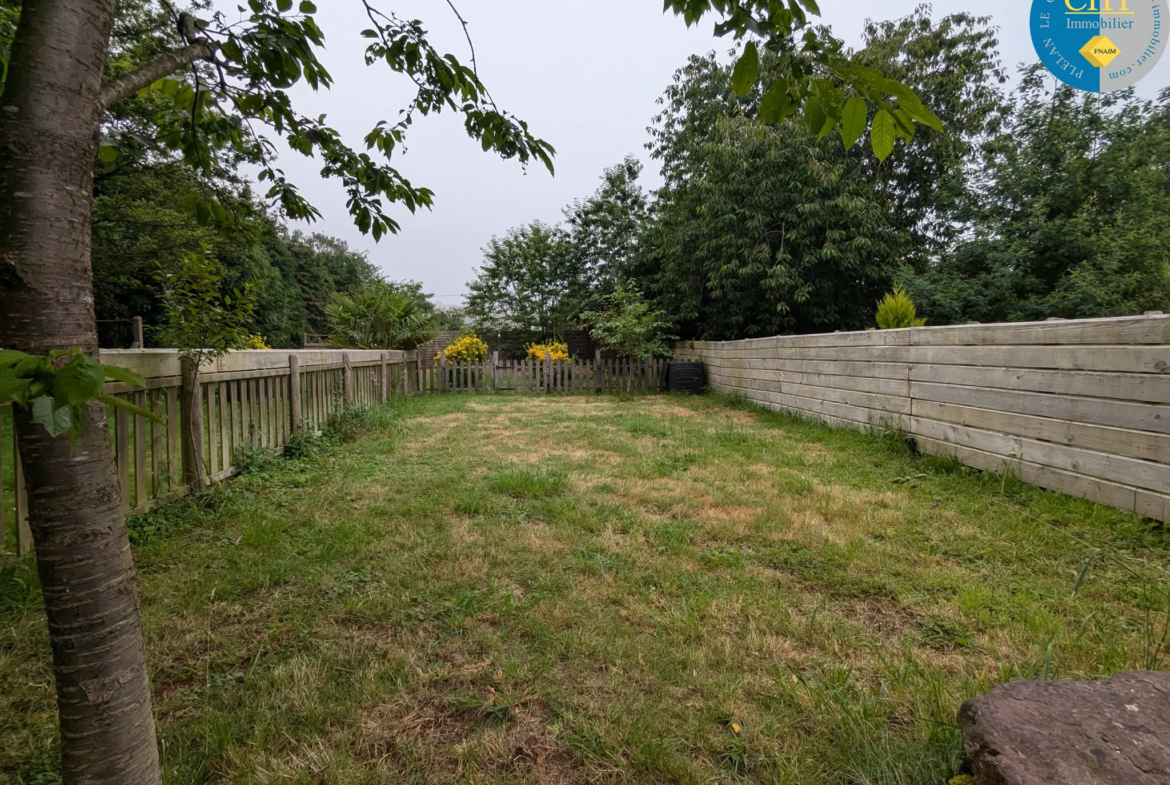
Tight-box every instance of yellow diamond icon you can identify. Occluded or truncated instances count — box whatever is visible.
[1080,35,1121,68]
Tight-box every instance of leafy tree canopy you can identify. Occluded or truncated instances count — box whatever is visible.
[466,222,586,337]
[904,66,1170,322]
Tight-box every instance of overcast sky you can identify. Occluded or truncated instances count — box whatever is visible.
[224,0,1170,305]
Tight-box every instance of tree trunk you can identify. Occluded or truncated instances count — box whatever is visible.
[0,1,161,783]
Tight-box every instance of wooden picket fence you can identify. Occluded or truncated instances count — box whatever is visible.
[421,352,668,394]
[3,347,672,557]
[1,349,415,557]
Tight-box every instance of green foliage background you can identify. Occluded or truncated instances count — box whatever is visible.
[467,8,1169,342]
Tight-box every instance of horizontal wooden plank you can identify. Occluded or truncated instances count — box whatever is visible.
[909,314,1170,346]
[911,364,1170,404]
[699,345,911,363]
[910,381,1169,434]
[712,375,911,415]
[708,368,911,397]
[704,358,910,380]
[1136,490,1168,521]
[910,344,1168,374]
[912,417,1170,493]
[915,436,1154,517]
[99,348,407,379]
[708,379,911,431]
[686,329,909,350]
[912,400,1170,464]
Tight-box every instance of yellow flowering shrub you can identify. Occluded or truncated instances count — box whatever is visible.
[438,333,489,362]
[243,334,270,349]
[526,341,569,361]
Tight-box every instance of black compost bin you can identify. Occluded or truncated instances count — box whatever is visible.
[666,361,705,395]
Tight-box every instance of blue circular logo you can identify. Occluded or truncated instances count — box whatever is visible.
[1030,0,1165,91]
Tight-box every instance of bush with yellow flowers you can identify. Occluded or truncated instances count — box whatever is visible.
[525,341,569,361]
[243,334,270,350]
[438,332,489,362]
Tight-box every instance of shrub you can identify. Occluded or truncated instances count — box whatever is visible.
[439,332,489,362]
[875,285,927,329]
[243,334,270,349]
[525,341,569,361]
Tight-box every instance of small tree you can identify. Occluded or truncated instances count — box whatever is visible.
[582,283,677,361]
[154,253,259,367]
[875,285,927,329]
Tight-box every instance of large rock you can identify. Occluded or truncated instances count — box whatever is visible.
[958,671,1170,784]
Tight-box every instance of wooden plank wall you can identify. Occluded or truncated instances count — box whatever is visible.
[2,349,413,556]
[675,315,1170,522]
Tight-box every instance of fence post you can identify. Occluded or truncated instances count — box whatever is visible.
[491,351,499,393]
[380,353,389,403]
[594,349,602,393]
[131,315,144,348]
[544,350,552,394]
[440,350,448,393]
[180,356,206,492]
[404,351,415,394]
[289,354,303,433]
[342,353,354,407]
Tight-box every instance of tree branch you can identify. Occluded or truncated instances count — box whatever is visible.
[100,42,216,110]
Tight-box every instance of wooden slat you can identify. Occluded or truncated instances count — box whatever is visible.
[910,381,1168,434]
[259,377,269,448]
[239,375,251,446]
[909,314,1170,346]
[205,385,219,477]
[911,363,1169,405]
[115,403,129,511]
[909,344,1167,374]
[914,435,1149,514]
[913,399,1170,464]
[151,391,164,497]
[228,381,240,463]
[166,387,178,491]
[219,382,231,470]
[132,390,148,508]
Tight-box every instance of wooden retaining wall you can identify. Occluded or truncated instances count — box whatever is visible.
[675,315,1170,522]
[2,349,414,556]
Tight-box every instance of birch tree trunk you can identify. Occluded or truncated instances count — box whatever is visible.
[0,1,160,782]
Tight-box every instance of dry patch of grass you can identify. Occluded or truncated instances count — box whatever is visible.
[2,392,1168,785]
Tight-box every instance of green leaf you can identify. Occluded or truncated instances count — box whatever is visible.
[299,0,316,11]
[871,109,896,162]
[32,395,73,437]
[839,95,867,149]
[817,115,837,140]
[53,353,105,406]
[0,369,31,405]
[277,0,292,11]
[759,81,794,124]
[97,146,118,164]
[102,364,147,388]
[803,97,827,138]
[95,394,166,425]
[0,349,31,368]
[731,41,760,97]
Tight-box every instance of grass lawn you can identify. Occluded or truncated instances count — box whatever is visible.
[3,393,1169,784]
